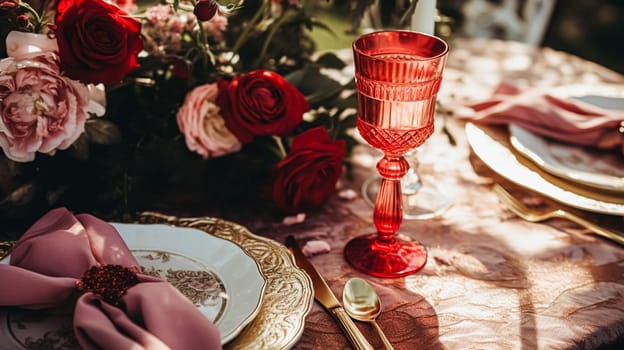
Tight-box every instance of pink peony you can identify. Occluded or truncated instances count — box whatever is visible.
[5,31,59,57]
[177,83,242,159]
[0,52,91,162]
[5,31,106,116]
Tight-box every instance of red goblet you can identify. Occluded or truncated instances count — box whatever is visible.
[344,30,448,277]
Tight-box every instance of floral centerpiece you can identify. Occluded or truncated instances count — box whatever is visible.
[0,0,361,226]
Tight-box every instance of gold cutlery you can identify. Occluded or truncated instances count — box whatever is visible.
[343,277,394,350]
[493,184,624,246]
[285,236,373,350]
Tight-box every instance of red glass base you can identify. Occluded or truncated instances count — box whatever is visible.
[344,234,428,278]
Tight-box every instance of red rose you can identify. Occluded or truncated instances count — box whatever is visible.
[218,70,309,144]
[54,0,143,84]
[272,126,346,213]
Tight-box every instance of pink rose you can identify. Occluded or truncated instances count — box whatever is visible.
[0,51,91,162]
[177,83,242,159]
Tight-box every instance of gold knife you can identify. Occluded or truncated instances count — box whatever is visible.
[286,236,373,350]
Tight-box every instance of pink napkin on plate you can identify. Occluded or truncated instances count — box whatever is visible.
[0,207,222,350]
[458,83,624,155]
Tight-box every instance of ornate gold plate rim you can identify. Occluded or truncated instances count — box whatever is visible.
[135,212,315,350]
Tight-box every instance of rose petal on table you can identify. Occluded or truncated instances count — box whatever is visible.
[338,189,358,200]
[302,240,331,257]
[283,213,306,225]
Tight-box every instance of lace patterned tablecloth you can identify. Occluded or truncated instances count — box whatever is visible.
[2,38,623,349]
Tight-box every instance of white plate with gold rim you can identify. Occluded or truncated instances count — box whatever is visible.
[509,84,624,193]
[0,222,266,348]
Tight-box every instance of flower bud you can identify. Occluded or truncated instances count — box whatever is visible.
[0,0,19,11]
[193,0,218,21]
[15,14,30,29]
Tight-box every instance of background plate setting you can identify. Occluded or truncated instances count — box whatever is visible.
[466,122,624,216]
[509,83,624,193]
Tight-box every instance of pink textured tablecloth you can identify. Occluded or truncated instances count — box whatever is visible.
[265,38,624,350]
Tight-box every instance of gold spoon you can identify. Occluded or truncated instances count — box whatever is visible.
[343,278,394,350]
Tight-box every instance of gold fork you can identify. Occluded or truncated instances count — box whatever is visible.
[493,184,624,246]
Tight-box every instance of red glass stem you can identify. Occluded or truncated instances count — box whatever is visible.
[374,155,409,241]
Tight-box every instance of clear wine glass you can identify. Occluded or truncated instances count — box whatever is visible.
[360,148,453,220]
[344,30,449,277]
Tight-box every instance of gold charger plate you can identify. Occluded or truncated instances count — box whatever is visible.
[0,213,314,350]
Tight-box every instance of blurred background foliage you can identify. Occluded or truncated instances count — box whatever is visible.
[541,0,623,74]
[311,0,623,74]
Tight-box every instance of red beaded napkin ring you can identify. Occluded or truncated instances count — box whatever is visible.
[76,264,140,305]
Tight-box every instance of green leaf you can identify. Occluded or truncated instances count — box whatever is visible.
[85,119,123,145]
[315,52,346,69]
[284,68,307,87]
[335,91,358,109]
[68,133,89,161]
[285,65,355,108]
[0,183,37,206]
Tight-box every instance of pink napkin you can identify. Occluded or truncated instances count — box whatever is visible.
[459,83,624,154]
[0,207,222,350]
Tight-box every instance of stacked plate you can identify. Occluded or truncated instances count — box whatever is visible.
[0,216,314,349]
[466,84,624,216]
